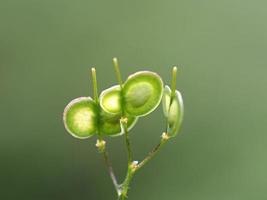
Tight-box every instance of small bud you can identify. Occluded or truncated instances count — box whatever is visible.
[161,132,170,141]
[120,117,128,125]
[96,139,106,152]
[117,187,122,196]
[130,160,139,172]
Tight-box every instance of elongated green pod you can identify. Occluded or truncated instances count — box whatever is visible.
[123,71,164,117]
[162,86,184,136]
[63,97,98,139]
[99,85,122,115]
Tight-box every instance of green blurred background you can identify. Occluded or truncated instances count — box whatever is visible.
[1,0,267,199]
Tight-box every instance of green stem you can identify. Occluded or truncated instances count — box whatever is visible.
[171,66,177,98]
[96,139,120,195]
[115,133,170,200]
[118,195,124,200]
[112,58,132,164]
[113,57,123,89]
[118,162,136,200]
[137,133,169,170]
[122,120,133,164]
[91,67,99,103]
[102,148,120,194]
[111,58,135,199]
[92,68,119,194]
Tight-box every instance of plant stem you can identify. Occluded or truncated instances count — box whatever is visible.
[125,132,133,164]
[102,148,120,193]
[117,162,137,200]
[111,58,135,199]
[115,119,134,199]
[171,66,177,98]
[112,58,133,164]
[96,140,120,195]
[113,57,123,89]
[91,69,120,195]
[117,133,170,200]
[137,133,170,170]
[121,119,133,164]
[97,132,170,200]
[91,67,99,103]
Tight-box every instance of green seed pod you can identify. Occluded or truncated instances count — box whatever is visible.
[162,86,184,137]
[162,86,171,117]
[99,85,122,115]
[63,97,98,139]
[123,71,164,117]
[100,111,138,136]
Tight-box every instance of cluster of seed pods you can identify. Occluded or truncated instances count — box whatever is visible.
[63,58,184,140]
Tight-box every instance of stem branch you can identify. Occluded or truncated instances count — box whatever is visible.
[103,149,119,192]
[117,133,170,200]
[137,133,170,170]
[96,140,120,195]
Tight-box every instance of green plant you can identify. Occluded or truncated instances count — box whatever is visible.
[63,58,184,200]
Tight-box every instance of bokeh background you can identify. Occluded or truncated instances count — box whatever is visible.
[1,0,267,199]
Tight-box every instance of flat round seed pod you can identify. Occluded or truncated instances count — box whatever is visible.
[63,97,98,139]
[123,71,164,117]
[162,86,184,136]
[100,111,138,136]
[99,85,122,115]
[162,86,172,117]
